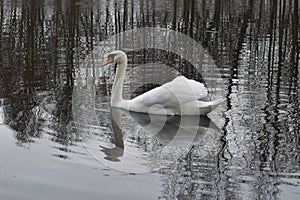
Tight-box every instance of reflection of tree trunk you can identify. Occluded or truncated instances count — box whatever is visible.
[55,86,73,145]
[278,0,286,65]
[291,0,299,147]
[189,0,195,37]
[90,9,94,47]
[25,2,37,88]
[183,0,190,34]
[53,0,62,87]
[65,0,76,86]
[266,1,276,115]
[123,0,128,31]
[172,0,177,30]
[114,4,119,34]
[0,5,3,69]
[212,0,221,29]
[105,0,110,36]
[131,0,134,29]
[230,0,254,83]
[291,1,299,131]
[146,0,150,26]
[257,0,263,33]
[291,0,299,67]
[225,0,254,140]
[152,0,156,26]
[268,0,277,66]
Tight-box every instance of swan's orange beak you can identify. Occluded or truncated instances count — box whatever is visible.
[102,57,113,67]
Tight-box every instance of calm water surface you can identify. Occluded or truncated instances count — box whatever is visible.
[0,0,299,199]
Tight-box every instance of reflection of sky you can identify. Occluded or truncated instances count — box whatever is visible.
[0,121,162,200]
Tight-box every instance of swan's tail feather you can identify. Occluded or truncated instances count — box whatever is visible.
[209,98,226,108]
[198,98,226,115]
[163,98,226,115]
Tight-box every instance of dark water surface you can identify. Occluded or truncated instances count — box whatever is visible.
[0,0,299,199]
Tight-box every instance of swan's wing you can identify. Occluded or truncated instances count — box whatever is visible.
[130,76,208,107]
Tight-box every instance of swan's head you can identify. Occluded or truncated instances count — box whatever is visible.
[102,50,127,66]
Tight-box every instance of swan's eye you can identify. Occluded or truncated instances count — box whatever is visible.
[102,54,117,67]
[108,54,117,60]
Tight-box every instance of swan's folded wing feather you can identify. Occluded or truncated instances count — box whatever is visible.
[130,76,208,107]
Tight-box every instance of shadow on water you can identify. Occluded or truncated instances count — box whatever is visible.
[0,0,299,199]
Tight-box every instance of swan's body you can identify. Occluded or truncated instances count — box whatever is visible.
[102,50,225,115]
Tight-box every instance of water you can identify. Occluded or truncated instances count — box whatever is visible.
[0,0,299,199]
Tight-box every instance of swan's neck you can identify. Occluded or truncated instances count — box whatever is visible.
[111,59,127,106]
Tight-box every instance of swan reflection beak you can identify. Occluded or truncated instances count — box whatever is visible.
[102,57,113,66]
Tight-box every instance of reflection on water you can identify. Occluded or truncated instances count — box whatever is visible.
[92,108,221,172]
[0,0,299,199]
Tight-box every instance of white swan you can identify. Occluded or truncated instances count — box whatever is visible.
[102,50,225,115]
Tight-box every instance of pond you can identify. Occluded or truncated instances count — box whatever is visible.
[0,0,299,199]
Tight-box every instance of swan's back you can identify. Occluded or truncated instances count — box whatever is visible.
[130,76,207,108]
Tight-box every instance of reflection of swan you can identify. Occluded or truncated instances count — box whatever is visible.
[102,50,225,115]
[128,110,221,146]
[99,108,221,162]
[99,108,124,162]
